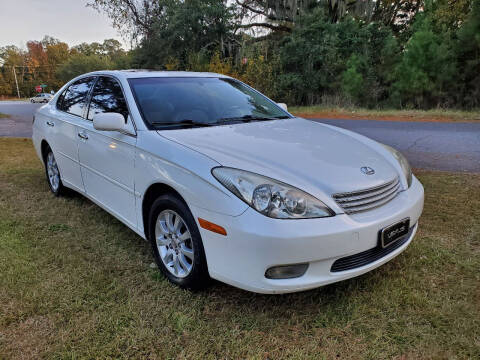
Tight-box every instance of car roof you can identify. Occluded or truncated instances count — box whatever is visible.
[84,70,231,80]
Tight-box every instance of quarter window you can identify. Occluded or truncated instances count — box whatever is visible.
[87,77,129,122]
[57,77,96,117]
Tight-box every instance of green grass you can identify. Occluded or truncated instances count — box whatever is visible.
[0,112,10,119]
[289,105,480,122]
[0,138,479,359]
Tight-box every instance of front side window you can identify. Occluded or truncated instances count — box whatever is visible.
[57,77,96,117]
[128,77,291,129]
[87,76,129,121]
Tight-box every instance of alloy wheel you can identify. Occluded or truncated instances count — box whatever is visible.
[155,209,194,278]
[46,152,60,192]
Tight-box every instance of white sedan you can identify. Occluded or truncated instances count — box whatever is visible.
[30,93,53,103]
[32,71,424,294]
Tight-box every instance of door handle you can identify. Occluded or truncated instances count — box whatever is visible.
[46,121,54,127]
[78,132,89,140]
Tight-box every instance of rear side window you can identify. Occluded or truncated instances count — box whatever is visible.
[57,77,96,117]
[87,76,129,122]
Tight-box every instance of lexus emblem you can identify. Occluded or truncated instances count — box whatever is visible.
[361,166,375,175]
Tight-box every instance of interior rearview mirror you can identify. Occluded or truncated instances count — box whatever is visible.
[93,113,127,132]
[277,103,288,111]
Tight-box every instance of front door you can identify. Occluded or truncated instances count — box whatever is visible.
[77,76,138,229]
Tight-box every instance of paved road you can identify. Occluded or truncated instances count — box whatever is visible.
[1,101,479,172]
[312,118,480,173]
[0,101,42,137]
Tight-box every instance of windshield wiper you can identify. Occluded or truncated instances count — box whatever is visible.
[219,115,290,123]
[152,115,290,129]
[151,119,215,128]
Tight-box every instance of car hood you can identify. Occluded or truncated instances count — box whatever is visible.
[157,118,399,197]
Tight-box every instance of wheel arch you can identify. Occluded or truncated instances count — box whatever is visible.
[142,182,189,239]
[40,139,51,162]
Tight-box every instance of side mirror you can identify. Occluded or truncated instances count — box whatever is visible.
[93,112,126,132]
[277,103,288,112]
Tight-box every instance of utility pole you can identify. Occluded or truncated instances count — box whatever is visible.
[12,66,21,99]
[11,66,21,99]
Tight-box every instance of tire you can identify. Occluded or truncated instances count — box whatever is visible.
[148,194,210,290]
[44,147,65,196]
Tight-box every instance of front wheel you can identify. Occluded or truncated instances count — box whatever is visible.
[44,148,65,196]
[148,194,210,290]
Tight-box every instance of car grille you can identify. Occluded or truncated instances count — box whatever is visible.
[332,177,400,214]
[330,225,414,272]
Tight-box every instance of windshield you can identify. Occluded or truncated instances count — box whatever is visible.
[128,77,291,129]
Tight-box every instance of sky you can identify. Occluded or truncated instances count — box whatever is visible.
[0,0,126,49]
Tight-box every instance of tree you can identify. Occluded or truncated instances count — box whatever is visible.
[102,39,125,57]
[72,39,125,57]
[393,16,457,108]
[43,37,71,90]
[0,37,129,97]
[342,54,365,101]
[455,0,480,107]
[0,46,27,97]
[57,54,115,82]
[0,72,12,97]
[131,0,235,68]
[88,0,176,41]
[234,0,316,34]
[277,7,400,106]
[432,0,474,30]
[72,42,104,56]
[372,0,423,33]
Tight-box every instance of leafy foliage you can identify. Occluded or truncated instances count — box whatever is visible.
[132,0,235,69]
[392,16,457,108]
[56,54,115,83]
[276,9,400,106]
[342,55,366,101]
[0,37,130,97]
[1,0,479,109]
[455,0,480,107]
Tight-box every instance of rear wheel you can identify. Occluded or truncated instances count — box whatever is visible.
[148,194,210,290]
[44,148,65,196]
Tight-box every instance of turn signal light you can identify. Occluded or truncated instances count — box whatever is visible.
[198,218,227,236]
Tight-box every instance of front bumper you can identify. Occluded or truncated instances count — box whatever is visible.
[192,176,424,294]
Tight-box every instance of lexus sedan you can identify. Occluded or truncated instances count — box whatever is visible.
[32,71,424,294]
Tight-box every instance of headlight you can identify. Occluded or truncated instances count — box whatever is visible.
[212,167,334,219]
[382,144,412,188]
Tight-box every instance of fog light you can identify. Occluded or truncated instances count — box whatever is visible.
[265,263,309,279]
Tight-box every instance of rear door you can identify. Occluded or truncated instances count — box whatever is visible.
[46,76,97,192]
[77,76,138,228]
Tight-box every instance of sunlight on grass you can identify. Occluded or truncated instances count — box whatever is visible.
[0,138,479,358]
[0,112,11,119]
